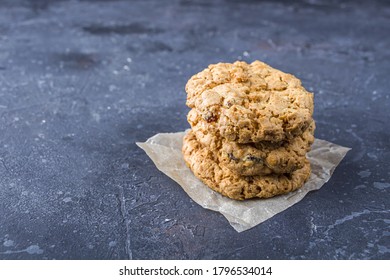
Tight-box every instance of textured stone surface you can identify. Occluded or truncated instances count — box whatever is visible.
[0,0,389,259]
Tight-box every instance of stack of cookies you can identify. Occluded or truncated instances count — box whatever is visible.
[182,61,315,200]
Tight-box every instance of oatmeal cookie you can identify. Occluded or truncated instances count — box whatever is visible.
[185,60,314,143]
[220,121,315,176]
[188,109,315,175]
[182,130,312,200]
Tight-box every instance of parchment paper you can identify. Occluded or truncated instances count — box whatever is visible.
[136,131,350,232]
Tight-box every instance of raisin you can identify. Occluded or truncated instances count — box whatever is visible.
[203,112,217,122]
[245,155,263,163]
[228,153,239,162]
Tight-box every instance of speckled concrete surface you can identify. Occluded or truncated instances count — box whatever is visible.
[0,0,389,259]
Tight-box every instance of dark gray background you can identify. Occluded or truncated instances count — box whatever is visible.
[0,0,389,259]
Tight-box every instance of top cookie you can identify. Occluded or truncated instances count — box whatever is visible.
[185,60,314,143]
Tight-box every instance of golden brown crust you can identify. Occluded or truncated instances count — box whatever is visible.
[182,130,312,200]
[185,61,314,143]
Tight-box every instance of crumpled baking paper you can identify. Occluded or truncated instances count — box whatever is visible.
[136,131,350,232]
